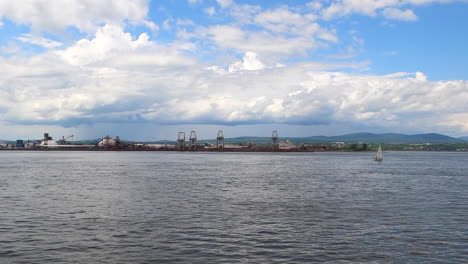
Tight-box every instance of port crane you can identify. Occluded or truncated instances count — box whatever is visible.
[59,135,74,144]
[177,132,186,149]
[189,131,197,150]
[216,131,224,148]
[272,131,279,149]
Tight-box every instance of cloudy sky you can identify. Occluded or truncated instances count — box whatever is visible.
[0,0,467,141]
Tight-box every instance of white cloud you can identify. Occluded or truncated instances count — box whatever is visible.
[0,24,467,136]
[415,71,427,81]
[227,2,262,24]
[195,6,337,59]
[216,0,233,8]
[438,113,468,132]
[204,6,216,16]
[307,2,323,11]
[1,2,467,138]
[322,0,396,19]
[177,19,195,26]
[0,25,197,125]
[228,52,266,72]
[254,8,313,33]
[17,34,62,48]
[0,42,21,54]
[329,35,365,59]
[162,18,173,30]
[57,24,152,66]
[0,0,149,34]
[382,8,418,21]
[320,0,461,20]
[384,50,399,55]
[403,0,463,4]
[205,24,326,58]
[143,20,160,33]
[204,24,335,59]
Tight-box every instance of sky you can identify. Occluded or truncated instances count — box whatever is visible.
[0,0,467,141]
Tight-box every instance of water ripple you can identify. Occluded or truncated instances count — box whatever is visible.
[0,151,467,263]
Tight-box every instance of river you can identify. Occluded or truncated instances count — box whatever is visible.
[0,151,466,263]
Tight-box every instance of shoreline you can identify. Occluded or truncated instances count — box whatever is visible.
[1,148,466,152]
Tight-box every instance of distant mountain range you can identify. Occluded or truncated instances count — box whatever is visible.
[197,133,467,144]
[458,136,468,142]
[297,133,466,144]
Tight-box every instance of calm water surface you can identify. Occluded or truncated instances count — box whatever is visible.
[0,151,467,263]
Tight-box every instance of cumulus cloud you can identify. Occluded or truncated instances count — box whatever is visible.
[204,24,335,59]
[57,24,152,66]
[382,8,418,21]
[190,5,337,59]
[216,0,233,8]
[177,19,195,26]
[307,2,323,11]
[143,20,160,34]
[0,25,467,135]
[228,52,266,72]
[0,42,21,55]
[0,0,149,34]
[204,6,216,16]
[320,0,462,20]
[17,34,62,48]
[0,24,195,124]
[1,1,467,138]
[254,8,316,33]
[162,18,173,30]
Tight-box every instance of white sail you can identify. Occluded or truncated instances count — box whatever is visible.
[375,145,383,161]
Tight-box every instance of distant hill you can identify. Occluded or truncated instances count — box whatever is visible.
[458,136,468,142]
[200,133,465,144]
[300,133,465,144]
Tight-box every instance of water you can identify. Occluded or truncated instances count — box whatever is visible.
[0,151,467,263]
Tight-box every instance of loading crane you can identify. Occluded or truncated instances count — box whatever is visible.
[189,131,197,150]
[177,132,186,149]
[272,131,279,149]
[216,131,224,148]
[59,135,74,144]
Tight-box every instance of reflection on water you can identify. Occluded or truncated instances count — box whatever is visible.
[0,151,467,263]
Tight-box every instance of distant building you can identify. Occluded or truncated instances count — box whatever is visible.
[333,142,345,148]
[16,140,25,148]
[279,140,296,149]
[146,144,176,149]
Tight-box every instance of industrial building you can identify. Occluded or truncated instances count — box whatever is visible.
[0,130,325,152]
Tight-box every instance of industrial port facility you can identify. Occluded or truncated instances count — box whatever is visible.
[0,131,332,152]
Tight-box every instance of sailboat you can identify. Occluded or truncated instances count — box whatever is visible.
[374,145,383,161]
